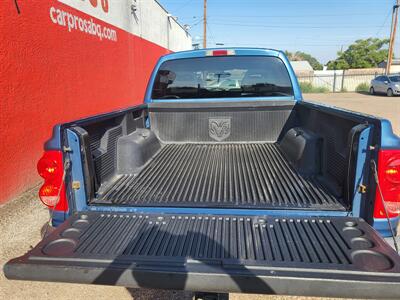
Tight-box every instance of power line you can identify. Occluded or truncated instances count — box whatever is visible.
[189,17,204,27]
[205,12,384,18]
[206,23,216,44]
[173,0,196,13]
[204,14,392,28]
[223,40,358,44]
[208,19,386,26]
[208,22,390,29]
[375,8,393,36]
[219,42,351,47]
[166,0,393,2]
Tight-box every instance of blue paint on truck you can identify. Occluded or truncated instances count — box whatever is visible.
[45,48,400,239]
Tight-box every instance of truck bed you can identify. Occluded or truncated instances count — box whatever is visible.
[96,143,345,211]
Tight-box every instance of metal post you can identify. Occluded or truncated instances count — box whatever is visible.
[386,1,399,74]
[167,16,170,50]
[333,71,337,93]
[203,0,207,48]
[341,70,346,92]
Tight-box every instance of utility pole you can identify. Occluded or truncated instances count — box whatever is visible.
[203,0,207,48]
[386,0,400,74]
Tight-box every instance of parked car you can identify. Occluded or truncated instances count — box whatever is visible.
[370,75,400,96]
[4,48,400,299]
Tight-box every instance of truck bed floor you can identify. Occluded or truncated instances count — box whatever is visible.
[98,143,345,210]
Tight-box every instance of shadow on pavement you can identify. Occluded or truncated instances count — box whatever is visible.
[356,91,393,97]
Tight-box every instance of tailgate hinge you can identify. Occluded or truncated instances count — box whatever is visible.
[358,184,367,194]
[72,181,81,190]
[63,146,72,153]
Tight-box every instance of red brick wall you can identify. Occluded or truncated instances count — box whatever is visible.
[0,1,174,204]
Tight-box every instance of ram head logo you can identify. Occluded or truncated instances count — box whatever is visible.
[209,118,231,141]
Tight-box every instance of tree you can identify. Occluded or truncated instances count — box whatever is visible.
[327,38,389,70]
[285,50,323,70]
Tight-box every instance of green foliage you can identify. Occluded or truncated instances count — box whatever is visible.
[355,82,370,92]
[299,82,329,93]
[285,50,323,70]
[327,38,389,70]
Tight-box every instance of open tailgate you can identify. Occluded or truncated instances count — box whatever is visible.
[4,212,400,298]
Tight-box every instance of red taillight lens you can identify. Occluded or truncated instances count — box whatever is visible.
[212,50,228,56]
[37,151,68,211]
[206,49,235,56]
[385,157,400,184]
[374,150,400,218]
[37,154,62,179]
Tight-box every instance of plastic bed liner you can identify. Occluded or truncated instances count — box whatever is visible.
[96,143,345,210]
[4,212,400,298]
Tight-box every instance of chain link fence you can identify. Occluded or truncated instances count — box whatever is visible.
[297,71,386,93]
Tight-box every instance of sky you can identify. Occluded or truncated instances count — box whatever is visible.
[158,0,399,64]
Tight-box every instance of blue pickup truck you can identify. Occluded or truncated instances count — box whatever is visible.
[5,48,400,298]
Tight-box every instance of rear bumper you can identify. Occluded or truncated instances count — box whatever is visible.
[5,259,400,299]
[4,212,400,299]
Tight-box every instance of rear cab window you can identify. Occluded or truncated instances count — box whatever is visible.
[151,56,294,100]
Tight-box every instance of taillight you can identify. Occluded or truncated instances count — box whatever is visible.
[37,151,68,211]
[374,150,400,218]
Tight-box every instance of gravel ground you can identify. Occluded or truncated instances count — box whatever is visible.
[1,92,398,300]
